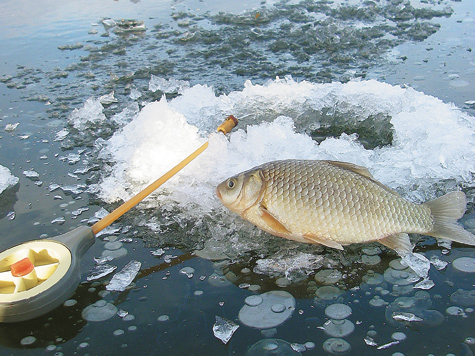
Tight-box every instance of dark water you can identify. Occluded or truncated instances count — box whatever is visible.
[0,0,474,355]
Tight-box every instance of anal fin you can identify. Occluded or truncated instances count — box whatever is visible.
[379,233,413,255]
[303,233,344,250]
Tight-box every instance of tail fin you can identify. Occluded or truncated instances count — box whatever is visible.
[424,191,475,246]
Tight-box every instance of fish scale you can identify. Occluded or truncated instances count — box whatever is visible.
[261,160,421,243]
[216,159,475,253]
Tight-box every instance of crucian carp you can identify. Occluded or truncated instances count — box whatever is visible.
[216,159,475,254]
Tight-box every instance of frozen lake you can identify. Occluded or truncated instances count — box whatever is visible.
[0,0,474,354]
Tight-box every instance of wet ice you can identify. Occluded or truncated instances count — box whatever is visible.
[87,264,117,281]
[213,316,239,344]
[106,260,141,292]
[0,165,18,194]
[400,252,430,279]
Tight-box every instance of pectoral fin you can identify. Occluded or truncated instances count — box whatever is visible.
[303,233,344,250]
[258,205,292,236]
[379,233,413,255]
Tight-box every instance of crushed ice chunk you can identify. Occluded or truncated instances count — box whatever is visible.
[71,207,89,218]
[437,238,452,250]
[95,225,121,238]
[54,128,69,141]
[102,18,116,27]
[94,255,114,264]
[212,316,239,344]
[400,252,430,278]
[60,153,81,165]
[429,256,448,270]
[74,165,98,175]
[414,278,435,290]
[49,183,61,192]
[0,165,19,194]
[291,343,306,352]
[254,251,323,280]
[99,92,118,105]
[150,248,165,257]
[129,88,142,100]
[87,264,117,281]
[51,217,66,225]
[149,75,189,94]
[117,309,128,318]
[68,98,106,130]
[377,341,399,350]
[180,266,195,278]
[391,311,423,322]
[364,336,378,347]
[5,123,19,131]
[106,260,141,292]
[94,208,110,219]
[111,103,139,126]
[61,184,86,195]
[23,170,40,180]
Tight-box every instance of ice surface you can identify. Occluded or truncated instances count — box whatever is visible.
[106,260,141,292]
[92,78,475,274]
[96,78,475,212]
[0,165,19,194]
[212,316,239,344]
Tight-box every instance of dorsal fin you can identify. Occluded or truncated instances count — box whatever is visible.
[324,160,400,196]
[324,160,375,179]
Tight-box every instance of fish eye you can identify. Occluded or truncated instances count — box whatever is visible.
[227,179,236,189]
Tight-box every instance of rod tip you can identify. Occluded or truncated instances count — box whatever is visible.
[217,115,238,134]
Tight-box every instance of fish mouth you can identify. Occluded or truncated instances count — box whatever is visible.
[215,187,222,201]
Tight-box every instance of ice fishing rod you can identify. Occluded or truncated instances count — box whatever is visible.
[0,115,238,323]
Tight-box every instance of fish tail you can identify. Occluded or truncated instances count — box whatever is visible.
[424,191,475,246]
